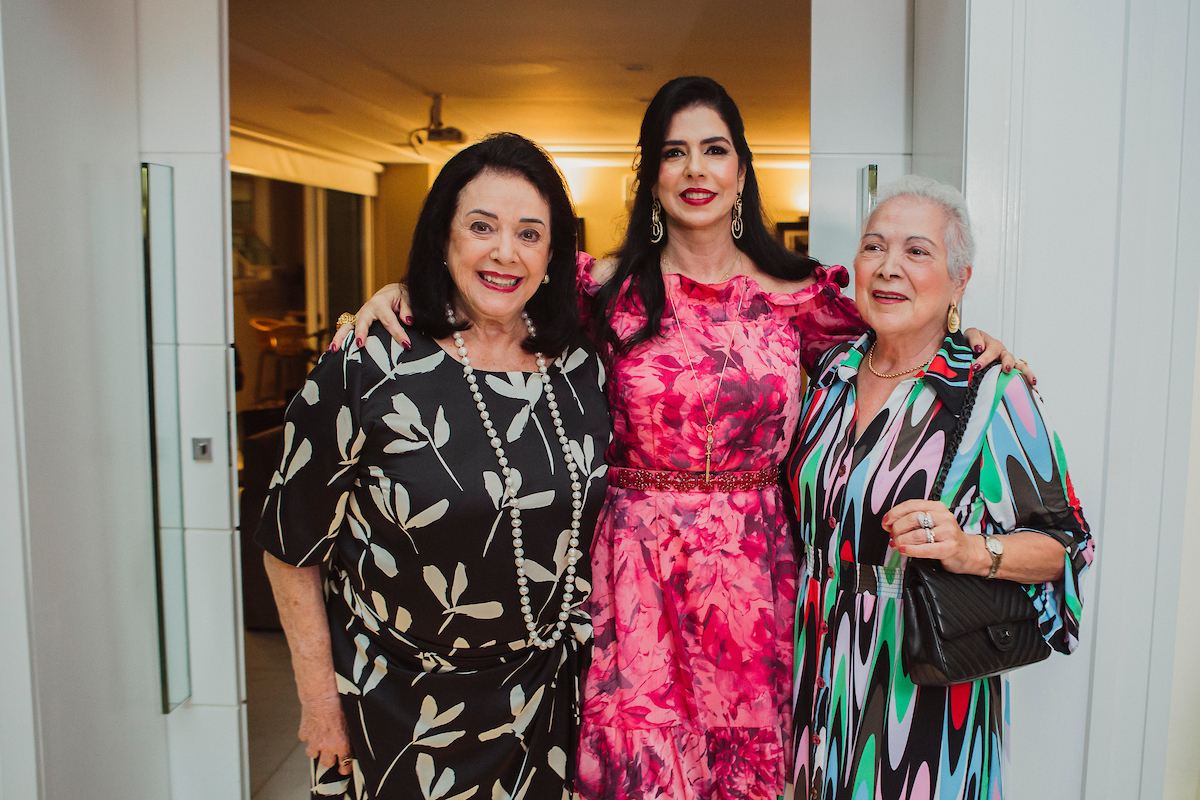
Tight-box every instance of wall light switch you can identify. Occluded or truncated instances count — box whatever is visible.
[192,437,213,462]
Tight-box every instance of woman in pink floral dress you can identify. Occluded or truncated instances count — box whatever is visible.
[574,77,866,800]
[338,77,1015,800]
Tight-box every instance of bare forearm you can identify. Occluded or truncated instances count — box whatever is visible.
[263,554,338,704]
[963,530,1066,583]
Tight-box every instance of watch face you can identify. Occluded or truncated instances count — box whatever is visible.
[987,536,1004,555]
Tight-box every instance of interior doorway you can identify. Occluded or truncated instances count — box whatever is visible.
[226,1,813,796]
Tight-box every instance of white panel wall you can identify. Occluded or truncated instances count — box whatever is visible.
[809,0,914,270]
[0,0,172,796]
[137,0,245,798]
[1164,8,1200,796]
[0,7,39,797]
[817,0,1200,797]
[957,1,1199,797]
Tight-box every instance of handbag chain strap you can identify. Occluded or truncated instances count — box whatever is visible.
[928,365,988,502]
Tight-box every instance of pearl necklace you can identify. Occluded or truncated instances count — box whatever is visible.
[446,306,583,650]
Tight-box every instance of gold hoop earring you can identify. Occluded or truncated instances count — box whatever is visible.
[650,198,664,244]
[947,303,961,334]
[731,192,743,240]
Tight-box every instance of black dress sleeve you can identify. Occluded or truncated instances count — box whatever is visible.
[255,347,366,567]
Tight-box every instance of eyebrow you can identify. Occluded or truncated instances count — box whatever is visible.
[662,136,733,147]
[467,209,545,226]
[862,232,938,247]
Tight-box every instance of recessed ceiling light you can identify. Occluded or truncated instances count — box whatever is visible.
[292,104,334,115]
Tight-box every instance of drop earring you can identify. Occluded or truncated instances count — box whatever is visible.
[731,192,743,239]
[650,198,664,244]
[947,303,961,334]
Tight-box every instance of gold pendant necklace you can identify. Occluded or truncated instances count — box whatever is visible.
[866,344,935,379]
[664,262,749,483]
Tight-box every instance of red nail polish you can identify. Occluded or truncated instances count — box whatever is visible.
[974,345,984,354]
[1031,378,1037,385]
[356,338,363,348]
[1004,364,1012,372]
[404,316,413,325]
[331,341,339,352]
[402,341,412,350]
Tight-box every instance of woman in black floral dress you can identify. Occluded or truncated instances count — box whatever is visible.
[257,134,610,800]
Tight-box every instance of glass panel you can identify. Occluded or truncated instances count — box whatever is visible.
[325,189,363,331]
[142,163,192,712]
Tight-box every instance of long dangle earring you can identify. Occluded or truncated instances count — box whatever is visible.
[947,302,961,334]
[731,192,743,240]
[650,198,664,244]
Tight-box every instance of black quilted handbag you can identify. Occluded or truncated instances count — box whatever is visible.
[901,366,1051,686]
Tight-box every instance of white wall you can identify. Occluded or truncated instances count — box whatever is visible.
[0,0,243,797]
[137,0,245,797]
[816,0,1200,797]
[961,2,1200,797]
[0,6,39,797]
[809,0,913,269]
[0,0,172,796]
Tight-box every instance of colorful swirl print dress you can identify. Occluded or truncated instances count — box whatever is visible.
[575,256,867,800]
[785,332,1094,800]
[256,326,611,800]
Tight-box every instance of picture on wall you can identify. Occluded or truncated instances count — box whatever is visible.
[776,219,809,258]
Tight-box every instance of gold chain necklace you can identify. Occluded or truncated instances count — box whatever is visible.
[664,262,749,483]
[866,344,935,379]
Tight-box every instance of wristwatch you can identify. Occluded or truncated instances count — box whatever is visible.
[984,534,1004,579]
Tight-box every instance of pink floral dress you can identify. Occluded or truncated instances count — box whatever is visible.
[575,254,866,800]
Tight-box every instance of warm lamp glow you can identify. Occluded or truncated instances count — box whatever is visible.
[793,185,810,213]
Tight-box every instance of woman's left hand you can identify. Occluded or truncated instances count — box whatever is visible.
[883,499,988,576]
[963,328,1036,386]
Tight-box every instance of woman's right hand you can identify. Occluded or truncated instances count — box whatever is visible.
[330,283,411,352]
[299,693,354,775]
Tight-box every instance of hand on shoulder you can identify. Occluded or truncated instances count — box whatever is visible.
[589,256,619,285]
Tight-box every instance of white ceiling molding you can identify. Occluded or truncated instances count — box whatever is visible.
[229,130,381,196]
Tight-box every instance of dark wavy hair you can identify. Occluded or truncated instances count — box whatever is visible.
[591,76,820,353]
[406,133,579,356]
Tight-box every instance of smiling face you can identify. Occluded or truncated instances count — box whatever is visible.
[653,104,746,235]
[444,169,553,329]
[854,195,971,345]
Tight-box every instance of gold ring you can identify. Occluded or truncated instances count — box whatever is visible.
[337,312,356,328]
[339,756,353,767]
[1016,358,1028,366]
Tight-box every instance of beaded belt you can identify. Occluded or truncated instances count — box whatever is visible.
[608,465,780,493]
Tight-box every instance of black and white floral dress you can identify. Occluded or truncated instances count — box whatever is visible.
[256,325,611,800]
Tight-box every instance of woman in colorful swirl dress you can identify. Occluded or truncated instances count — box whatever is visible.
[337,78,1020,800]
[785,175,1094,799]
[257,133,610,800]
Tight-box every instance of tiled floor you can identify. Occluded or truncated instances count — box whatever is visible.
[245,631,310,800]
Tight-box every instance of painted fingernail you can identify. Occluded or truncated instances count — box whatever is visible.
[331,341,339,352]
[356,338,363,348]
[1031,377,1037,385]
[402,340,412,350]
[1004,364,1012,372]
[404,316,413,325]
[974,345,984,354]
[970,363,978,372]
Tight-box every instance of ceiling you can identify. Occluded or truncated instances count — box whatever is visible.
[229,0,811,165]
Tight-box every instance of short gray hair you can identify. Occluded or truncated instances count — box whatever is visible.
[867,175,975,280]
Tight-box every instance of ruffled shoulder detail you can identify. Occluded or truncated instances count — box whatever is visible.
[576,251,601,297]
